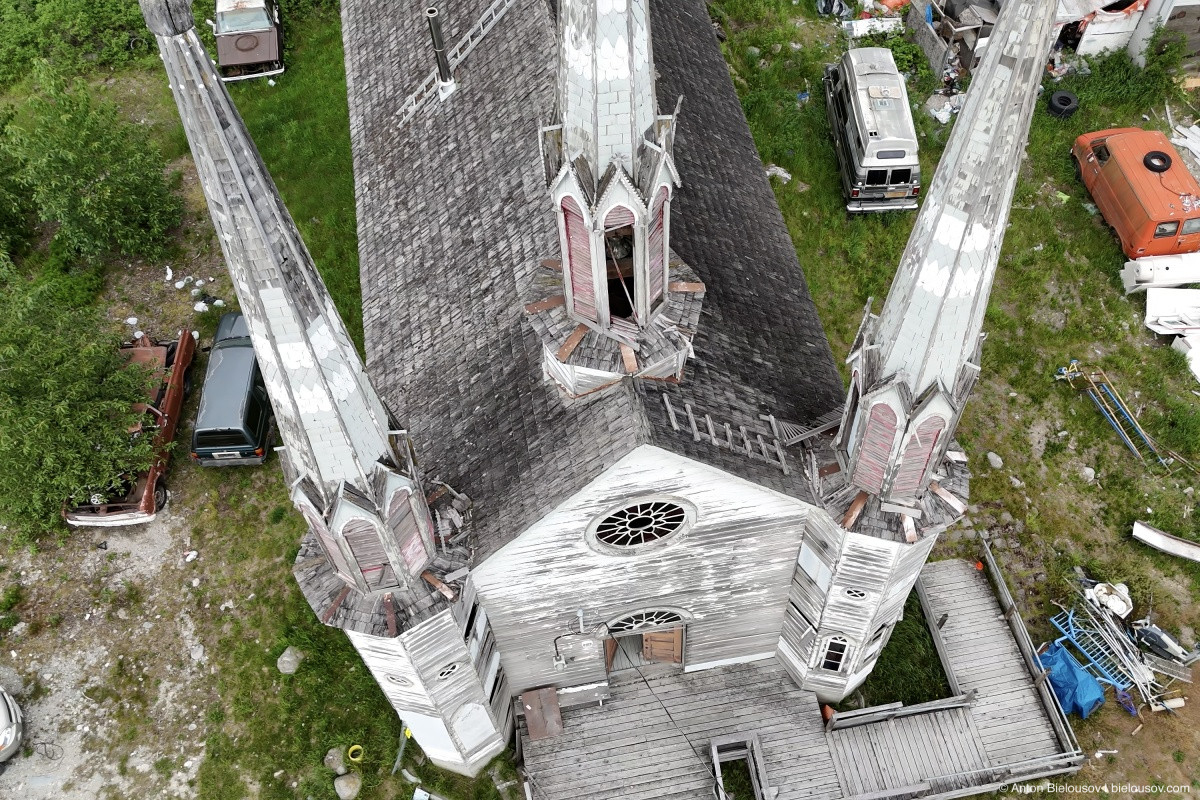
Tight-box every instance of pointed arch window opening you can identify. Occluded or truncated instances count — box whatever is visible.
[603,206,639,324]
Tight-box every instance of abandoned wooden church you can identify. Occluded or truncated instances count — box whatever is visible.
[140,0,1086,795]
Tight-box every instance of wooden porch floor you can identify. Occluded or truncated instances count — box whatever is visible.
[521,560,1076,800]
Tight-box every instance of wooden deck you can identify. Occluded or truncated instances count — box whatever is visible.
[828,707,988,796]
[522,660,842,800]
[521,559,1080,800]
[920,559,1063,767]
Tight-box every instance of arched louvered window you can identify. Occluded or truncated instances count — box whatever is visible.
[561,196,597,322]
[890,416,946,499]
[603,205,638,321]
[342,518,398,590]
[300,504,353,584]
[648,187,669,308]
[852,403,898,493]
[388,487,430,575]
[821,635,850,672]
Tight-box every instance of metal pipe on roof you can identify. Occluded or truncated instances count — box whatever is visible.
[426,6,453,86]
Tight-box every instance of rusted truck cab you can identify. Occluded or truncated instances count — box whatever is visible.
[209,0,283,82]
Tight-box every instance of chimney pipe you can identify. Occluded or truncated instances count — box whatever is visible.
[426,6,455,96]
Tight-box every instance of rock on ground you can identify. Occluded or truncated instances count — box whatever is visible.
[276,646,304,675]
[334,772,362,800]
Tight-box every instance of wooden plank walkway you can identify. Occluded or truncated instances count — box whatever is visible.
[828,707,988,796]
[522,660,843,800]
[920,559,1062,767]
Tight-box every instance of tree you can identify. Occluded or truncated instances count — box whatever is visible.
[2,63,181,261]
[0,274,156,541]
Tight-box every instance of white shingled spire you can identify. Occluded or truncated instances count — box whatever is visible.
[835,0,1057,506]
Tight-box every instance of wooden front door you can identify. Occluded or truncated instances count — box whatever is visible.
[642,627,684,664]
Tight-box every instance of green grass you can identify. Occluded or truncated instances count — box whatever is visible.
[223,12,365,353]
[841,591,951,709]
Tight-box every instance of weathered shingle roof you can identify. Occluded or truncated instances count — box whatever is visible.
[345,0,843,561]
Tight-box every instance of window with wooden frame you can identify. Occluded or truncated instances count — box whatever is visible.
[820,635,850,672]
[647,187,669,309]
[890,415,945,499]
[561,196,597,322]
[852,402,898,493]
[603,205,638,322]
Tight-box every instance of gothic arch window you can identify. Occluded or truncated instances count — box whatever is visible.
[853,402,899,493]
[341,517,397,590]
[603,205,638,322]
[647,187,669,309]
[890,415,947,498]
[561,196,597,322]
[586,496,694,554]
[387,487,429,575]
[300,503,353,584]
[820,635,851,672]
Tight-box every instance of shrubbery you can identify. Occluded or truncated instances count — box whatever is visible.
[2,63,181,261]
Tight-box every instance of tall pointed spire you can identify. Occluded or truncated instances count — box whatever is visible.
[141,0,438,601]
[558,0,658,185]
[835,1,1057,507]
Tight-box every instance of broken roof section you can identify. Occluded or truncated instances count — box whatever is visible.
[345,0,844,561]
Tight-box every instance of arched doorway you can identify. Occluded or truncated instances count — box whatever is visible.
[603,609,687,673]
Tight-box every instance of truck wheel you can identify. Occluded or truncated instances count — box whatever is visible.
[1144,151,1172,173]
[154,483,168,512]
[1071,153,1081,182]
[1048,91,1078,119]
[183,365,195,398]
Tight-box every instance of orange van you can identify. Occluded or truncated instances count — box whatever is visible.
[1072,128,1200,259]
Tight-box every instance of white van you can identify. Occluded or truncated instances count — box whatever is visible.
[823,47,921,213]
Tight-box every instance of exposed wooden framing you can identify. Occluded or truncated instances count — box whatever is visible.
[540,258,563,271]
[668,280,706,293]
[929,481,967,514]
[321,586,352,624]
[841,491,869,529]
[902,515,918,543]
[556,323,590,362]
[422,570,458,600]
[619,343,639,373]
[384,592,398,637]
[524,295,566,313]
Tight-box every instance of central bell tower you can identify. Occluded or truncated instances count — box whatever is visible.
[530,0,705,397]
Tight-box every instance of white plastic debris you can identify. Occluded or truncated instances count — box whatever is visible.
[124,317,138,326]
[194,301,209,313]
[191,330,200,340]
[133,330,145,340]
[185,550,199,562]
[213,299,226,307]
[165,266,173,282]
[194,279,205,288]
[765,164,793,183]
[174,280,187,290]
[267,79,276,86]
[191,288,202,297]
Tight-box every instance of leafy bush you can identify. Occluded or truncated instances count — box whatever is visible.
[0,0,153,87]
[0,273,156,542]
[856,29,937,95]
[3,63,181,262]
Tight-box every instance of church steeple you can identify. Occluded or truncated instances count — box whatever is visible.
[541,0,687,340]
[835,0,1057,507]
[140,0,437,602]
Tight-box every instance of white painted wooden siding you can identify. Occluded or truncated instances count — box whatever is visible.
[470,445,816,695]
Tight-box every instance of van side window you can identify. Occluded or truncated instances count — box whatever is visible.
[1183,218,1200,235]
[1155,221,1179,238]
[1094,143,1111,165]
[866,169,887,186]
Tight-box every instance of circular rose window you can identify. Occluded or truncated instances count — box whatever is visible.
[587,498,693,554]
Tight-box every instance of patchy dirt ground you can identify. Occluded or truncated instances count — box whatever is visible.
[0,512,211,799]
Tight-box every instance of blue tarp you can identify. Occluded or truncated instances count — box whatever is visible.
[1037,643,1106,719]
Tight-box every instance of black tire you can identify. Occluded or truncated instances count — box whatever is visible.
[1048,90,1079,120]
[164,340,178,368]
[154,482,168,512]
[1144,150,1172,173]
[1071,153,1081,182]
[182,365,195,398]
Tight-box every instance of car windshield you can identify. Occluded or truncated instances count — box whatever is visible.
[217,8,271,33]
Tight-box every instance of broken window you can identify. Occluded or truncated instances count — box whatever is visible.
[603,207,637,321]
[1184,218,1200,236]
[890,167,912,184]
[821,635,849,671]
[1155,221,1180,238]
[866,169,888,186]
